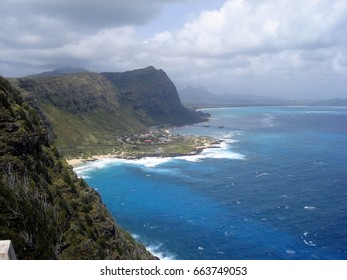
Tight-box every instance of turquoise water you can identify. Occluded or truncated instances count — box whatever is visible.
[75,106,347,259]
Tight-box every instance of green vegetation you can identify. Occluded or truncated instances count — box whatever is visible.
[11,67,208,157]
[112,134,218,159]
[0,66,211,259]
[0,76,156,259]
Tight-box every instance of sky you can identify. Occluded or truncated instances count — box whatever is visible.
[0,0,346,99]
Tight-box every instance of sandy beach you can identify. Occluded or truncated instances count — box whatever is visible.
[66,154,116,167]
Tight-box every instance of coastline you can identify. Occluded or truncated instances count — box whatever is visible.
[66,154,114,167]
[66,137,222,168]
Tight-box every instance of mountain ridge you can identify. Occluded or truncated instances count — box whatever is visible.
[11,66,208,156]
[27,67,90,78]
[179,85,295,107]
[179,85,347,107]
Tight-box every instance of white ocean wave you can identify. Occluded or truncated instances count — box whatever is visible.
[261,113,276,127]
[73,158,121,177]
[147,244,176,260]
[304,206,317,210]
[73,134,245,180]
[74,139,245,178]
[131,157,172,168]
[301,237,317,247]
[130,234,175,260]
[286,249,296,255]
[176,147,245,163]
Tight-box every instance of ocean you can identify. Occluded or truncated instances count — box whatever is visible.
[75,106,347,260]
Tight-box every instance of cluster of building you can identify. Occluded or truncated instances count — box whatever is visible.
[117,128,171,145]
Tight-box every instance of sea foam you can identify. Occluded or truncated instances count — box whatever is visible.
[74,138,245,178]
[131,234,175,260]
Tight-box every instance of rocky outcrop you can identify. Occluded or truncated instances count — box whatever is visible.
[102,66,206,125]
[0,76,156,260]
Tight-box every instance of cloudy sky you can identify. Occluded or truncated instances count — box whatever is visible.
[1,0,346,99]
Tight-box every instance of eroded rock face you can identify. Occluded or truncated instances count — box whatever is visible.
[102,66,206,125]
[0,76,156,260]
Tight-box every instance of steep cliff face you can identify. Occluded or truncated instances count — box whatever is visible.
[12,73,148,150]
[0,76,156,260]
[102,66,205,125]
[15,72,119,114]
[11,66,208,154]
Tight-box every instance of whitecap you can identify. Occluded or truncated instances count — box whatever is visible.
[286,250,296,255]
[261,114,276,127]
[301,232,317,247]
[255,172,269,177]
[304,206,316,210]
[302,238,316,247]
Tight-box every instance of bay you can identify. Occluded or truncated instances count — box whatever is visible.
[75,106,347,259]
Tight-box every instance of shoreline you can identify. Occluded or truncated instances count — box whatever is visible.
[66,138,222,168]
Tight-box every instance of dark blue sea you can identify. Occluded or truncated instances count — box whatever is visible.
[75,106,347,260]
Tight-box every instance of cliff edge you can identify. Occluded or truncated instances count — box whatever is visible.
[0,76,156,259]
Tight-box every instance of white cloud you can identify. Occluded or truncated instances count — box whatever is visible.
[0,0,346,98]
[152,0,347,55]
[141,0,347,97]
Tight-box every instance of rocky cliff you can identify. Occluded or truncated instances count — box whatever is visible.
[102,66,206,125]
[11,66,208,155]
[0,76,156,259]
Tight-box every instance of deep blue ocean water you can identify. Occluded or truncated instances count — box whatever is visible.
[75,106,347,260]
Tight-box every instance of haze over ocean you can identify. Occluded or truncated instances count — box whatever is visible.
[75,106,347,259]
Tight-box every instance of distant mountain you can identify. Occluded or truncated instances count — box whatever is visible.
[179,85,295,107]
[0,76,156,259]
[179,86,220,106]
[309,98,347,106]
[11,67,208,155]
[28,67,89,77]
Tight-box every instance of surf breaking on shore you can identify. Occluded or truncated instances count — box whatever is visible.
[73,138,245,178]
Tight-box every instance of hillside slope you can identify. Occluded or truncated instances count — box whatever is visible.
[12,72,147,152]
[12,67,207,155]
[0,76,156,260]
